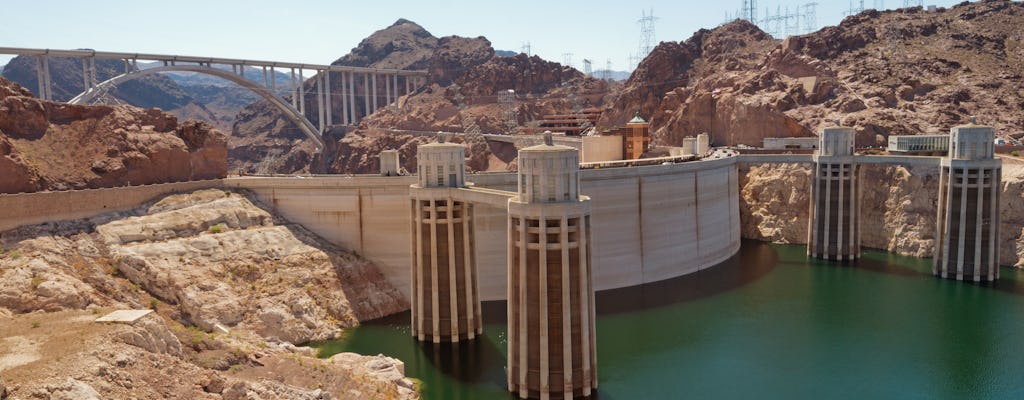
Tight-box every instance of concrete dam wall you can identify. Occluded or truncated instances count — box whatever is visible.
[225,156,742,301]
[0,158,741,302]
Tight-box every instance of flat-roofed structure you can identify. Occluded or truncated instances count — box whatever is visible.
[887,134,949,155]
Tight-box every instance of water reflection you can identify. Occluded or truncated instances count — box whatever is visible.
[595,240,778,315]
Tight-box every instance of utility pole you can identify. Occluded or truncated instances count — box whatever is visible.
[521,42,531,57]
[562,53,574,70]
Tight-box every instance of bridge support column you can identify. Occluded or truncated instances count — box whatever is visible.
[372,73,378,112]
[317,71,325,132]
[363,73,370,121]
[34,55,47,100]
[270,66,276,92]
[385,72,391,111]
[290,68,298,109]
[350,72,357,123]
[934,120,1002,282]
[808,125,860,261]
[410,138,481,343]
[508,135,596,399]
[341,71,349,125]
[298,68,306,115]
[393,73,399,113]
[325,71,333,127]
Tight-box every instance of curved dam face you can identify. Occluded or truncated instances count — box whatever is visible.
[226,156,742,301]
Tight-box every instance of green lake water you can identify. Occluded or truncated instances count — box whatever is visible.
[313,241,1024,399]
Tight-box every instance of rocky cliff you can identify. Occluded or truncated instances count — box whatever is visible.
[0,77,226,193]
[739,162,1024,267]
[603,1,1024,147]
[0,188,414,399]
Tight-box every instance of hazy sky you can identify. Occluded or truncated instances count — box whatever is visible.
[1,0,968,71]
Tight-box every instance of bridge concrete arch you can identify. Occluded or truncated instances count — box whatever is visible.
[68,65,324,151]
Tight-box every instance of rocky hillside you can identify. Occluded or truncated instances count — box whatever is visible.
[1,54,227,130]
[739,162,1024,267]
[603,0,1024,147]
[231,19,611,175]
[0,77,226,193]
[0,188,414,399]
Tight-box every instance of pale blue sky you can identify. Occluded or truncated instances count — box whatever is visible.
[1,0,968,71]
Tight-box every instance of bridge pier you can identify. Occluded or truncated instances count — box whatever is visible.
[409,139,482,343]
[508,135,597,400]
[341,71,349,125]
[363,73,370,121]
[393,73,399,113]
[372,73,378,111]
[934,120,1002,281]
[808,125,860,261]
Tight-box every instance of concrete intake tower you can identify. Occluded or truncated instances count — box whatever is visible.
[507,136,598,399]
[409,139,482,342]
[808,125,861,261]
[934,120,1002,281]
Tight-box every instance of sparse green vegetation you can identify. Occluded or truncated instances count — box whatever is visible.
[31,320,40,328]
[31,276,44,289]
[208,224,224,234]
[1012,150,1019,157]
[9,250,22,260]
[149,298,159,310]
[188,326,208,348]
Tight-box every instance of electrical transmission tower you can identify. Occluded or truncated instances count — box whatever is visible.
[741,0,758,23]
[521,42,532,56]
[498,90,517,132]
[845,0,865,16]
[562,53,574,69]
[637,9,658,59]
[583,59,593,76]
[784,6,801,37]
[627,53,640,72]
[802,2,818,34]
[601,59,613,81]
[756,2,818,38]
[902,0,923,7]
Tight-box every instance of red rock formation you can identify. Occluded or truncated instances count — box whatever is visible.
[602,1,1024,147]
[0,77,226,193]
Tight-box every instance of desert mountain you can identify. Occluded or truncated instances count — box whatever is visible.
[602,0,1024,147]
[231,19,611,175]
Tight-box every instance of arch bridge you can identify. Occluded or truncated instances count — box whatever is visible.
[0,47,430,151]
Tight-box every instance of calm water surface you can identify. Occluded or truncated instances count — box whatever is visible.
[313,241,1024,399]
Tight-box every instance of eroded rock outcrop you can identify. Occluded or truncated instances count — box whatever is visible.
[0,188,415,399]
[0,77,227,193]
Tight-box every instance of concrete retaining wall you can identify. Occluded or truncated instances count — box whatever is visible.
[0,180,224,232]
